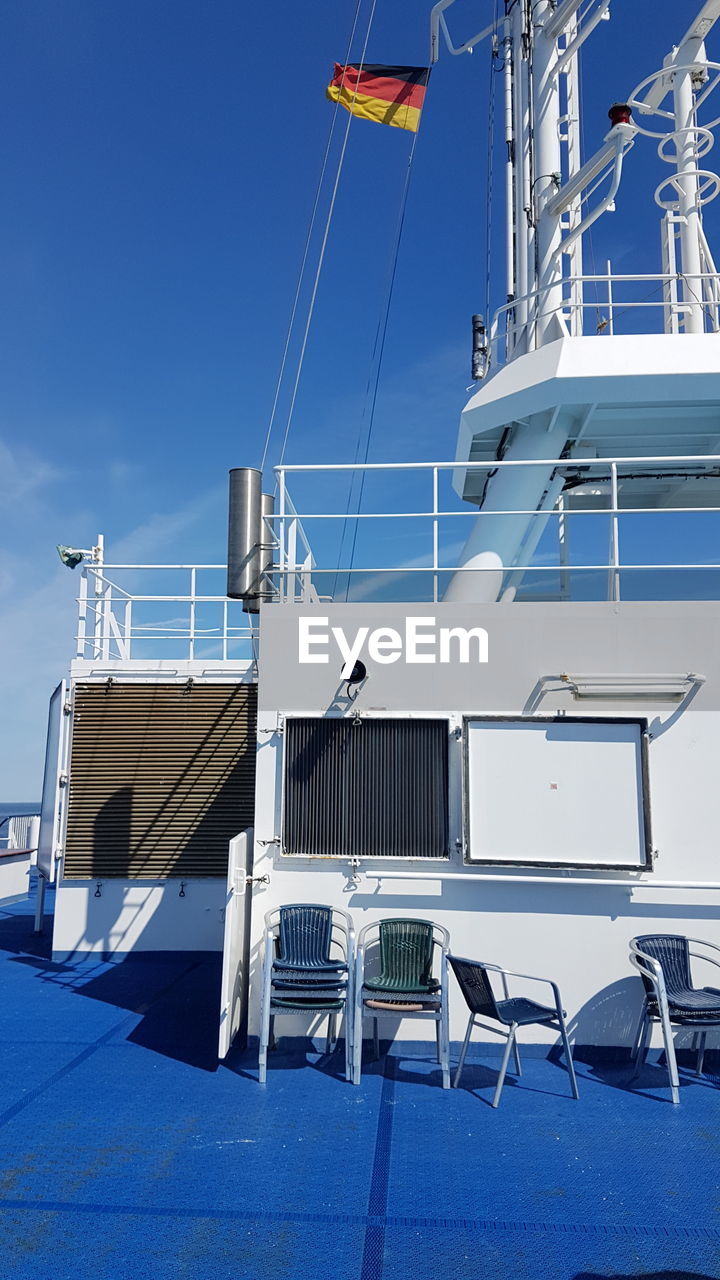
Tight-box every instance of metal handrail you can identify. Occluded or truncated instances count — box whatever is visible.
[487,269,720,362]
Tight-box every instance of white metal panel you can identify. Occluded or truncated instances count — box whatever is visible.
[218,828,254,1059]
[51,877,226,958]
[465,718,647,868]
[37,681,69,884]
[0,852,31,906]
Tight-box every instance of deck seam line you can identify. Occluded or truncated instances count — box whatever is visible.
[0,1199,717,1239]
[359,1054,396,1280]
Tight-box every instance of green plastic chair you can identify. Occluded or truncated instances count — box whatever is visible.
[353,918,450,1087]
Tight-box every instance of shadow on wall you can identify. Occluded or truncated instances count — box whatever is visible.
[567,976,720,1071]
[93,784,132,875]
[567,977,642,1053]
[90,766,248,879]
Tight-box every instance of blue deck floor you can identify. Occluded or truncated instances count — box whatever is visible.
[0,891,719,1279]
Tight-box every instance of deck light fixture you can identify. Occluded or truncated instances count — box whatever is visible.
[56,539,103,568]
[560,672,704,700]
[56,545,86,569]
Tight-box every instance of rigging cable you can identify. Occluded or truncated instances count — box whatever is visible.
[344,5,500,598]
[336,125,422,599]
[259,0,366,474]
[275,0,380,472]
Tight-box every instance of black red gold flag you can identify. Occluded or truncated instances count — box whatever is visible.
[326,64,430,132]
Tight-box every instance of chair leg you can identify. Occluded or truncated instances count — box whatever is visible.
[435,1016,442,1064]
[556,1012,580,1100]
[697,1030,707,1078]
[343,1002,352,1083]
[453,1013,475,1088]
[492,1024,518,1108]
[326,1012,337,1055]
[631,1012,650,1081]
[658,1003,681,1105]
[352,998,363,1085]
[258,988,273,1086]
[373,1016,380,1061]
[512,1036,522,1077]
[345,971,354,1082]
[440,997,451,1090]
[268,1015,276,1051]
[630,1001,648,1064]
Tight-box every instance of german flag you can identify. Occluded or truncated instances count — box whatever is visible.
[326,64,430,133]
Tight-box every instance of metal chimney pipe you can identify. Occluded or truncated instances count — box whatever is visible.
[242,491,275,614]
[227,467,262,600]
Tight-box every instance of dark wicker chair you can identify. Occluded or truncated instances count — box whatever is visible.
[630,934,720,1104]
[259,904,354,1083]
[448,954,579,1107]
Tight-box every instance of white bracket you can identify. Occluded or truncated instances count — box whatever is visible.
[429,0,498,63]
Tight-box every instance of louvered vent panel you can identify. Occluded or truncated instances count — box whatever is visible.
[64,683,257,878]
[283,718,448,858]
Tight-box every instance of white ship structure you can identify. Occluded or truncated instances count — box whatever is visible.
[30,0,720,1064]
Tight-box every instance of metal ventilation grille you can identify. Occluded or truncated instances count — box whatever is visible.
[64,682,257,879]
[283,718,448,858]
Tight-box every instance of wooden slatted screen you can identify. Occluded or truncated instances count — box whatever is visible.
[64,682,257,879]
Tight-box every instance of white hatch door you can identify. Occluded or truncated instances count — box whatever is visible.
[465,718,649,869]
[218,827,254,1059]
[37,681,70,884]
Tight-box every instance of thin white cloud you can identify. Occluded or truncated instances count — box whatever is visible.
[0,436,59,505]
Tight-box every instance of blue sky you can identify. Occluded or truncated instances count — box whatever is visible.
[1,0,719,797]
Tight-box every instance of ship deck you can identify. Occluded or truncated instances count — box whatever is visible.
[1,888,718,1280]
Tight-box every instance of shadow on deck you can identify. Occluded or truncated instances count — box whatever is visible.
[0,893,719,1280]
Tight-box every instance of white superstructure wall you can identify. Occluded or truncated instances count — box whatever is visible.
[247,600,720,1049]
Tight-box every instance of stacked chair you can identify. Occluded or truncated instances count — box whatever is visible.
[630,933,720,1104]
[353,918,450,1088]
[258,904,354,1083]
[257,907,583,1104]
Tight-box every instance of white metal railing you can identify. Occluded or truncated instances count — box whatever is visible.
[73,500,315,661]
[274,454,720,605]
[71,455,720,659]
[492,271,720,367]
[76,565,259,662]
[0,815,40,852]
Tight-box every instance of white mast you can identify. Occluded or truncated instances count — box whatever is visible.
[431,0,720,602]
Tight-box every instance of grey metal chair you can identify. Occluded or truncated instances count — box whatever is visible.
[630,934,720,1104]
[353,918,451,1088]
[448,954,579,1107]
[258,904,355,1083]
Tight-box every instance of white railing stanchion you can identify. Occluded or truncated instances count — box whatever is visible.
[432,466,439,604]
[609,462,621,602]
[124,599,132,658]
[278,468,287,601]
[189,568,196,661]
[77,570,88,658]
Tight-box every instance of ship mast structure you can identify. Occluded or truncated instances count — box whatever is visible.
[434,0,720,602]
